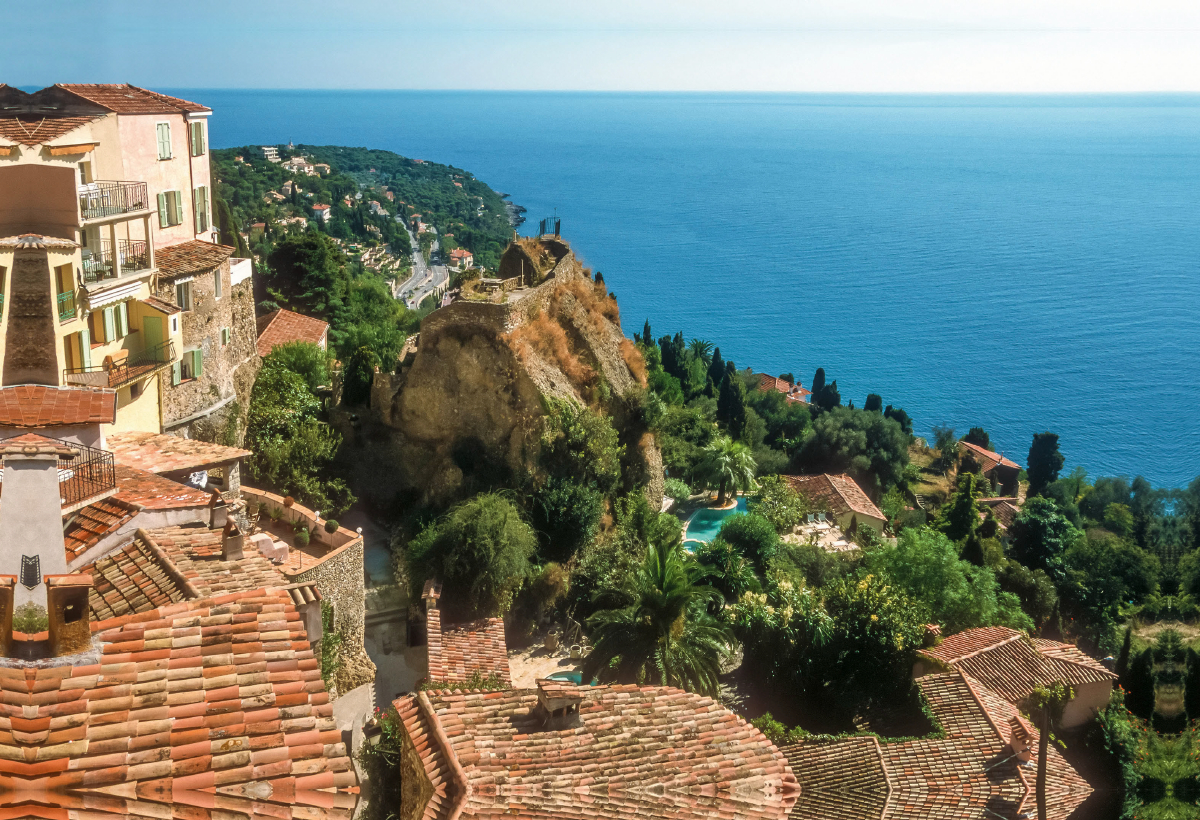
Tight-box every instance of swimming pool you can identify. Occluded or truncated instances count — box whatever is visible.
[683,497,748,549]
[546,671,584,684]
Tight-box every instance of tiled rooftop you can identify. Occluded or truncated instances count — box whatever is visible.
[0,385,116,428]
[63,498,135,563]
[154,240,235,278]
[919,627,1116,704]
[56,83,211,114]
[256,308,330,358]
[0,588,354,813]
[425,609,511,686]
[105,431,251,475]
[398,681,798,820]
[85,536,188,620]
[0,115,99,146]
[784,671,1092,820]
[783,473,884,522]
[959,440,1021,473]
[111,464,214,510]
[144,526,291,599]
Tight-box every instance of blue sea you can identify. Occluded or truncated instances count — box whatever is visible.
[190,90,1200,488]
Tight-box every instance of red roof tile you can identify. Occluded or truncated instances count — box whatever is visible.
[110,464,214,511]
[256,309,330,358]
[83,536,188,620]
[783,473,885,523]
[397,682,797,820]
[56,84,210,114]
[959,440,1021,473]
[785,671,1092,820]
[0,385,116,427]
[63,498,136,562]
[105,431,250,475]
[919,627,1116,704]
[0,115,98,146]
[425,609,511,686]
[154,240,235,278]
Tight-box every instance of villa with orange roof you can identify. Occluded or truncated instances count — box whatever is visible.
[960,439,1023,496]
[783,473,887,533]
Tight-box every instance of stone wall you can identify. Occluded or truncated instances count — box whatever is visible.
[242,486,375,695]
[157,259,260,442]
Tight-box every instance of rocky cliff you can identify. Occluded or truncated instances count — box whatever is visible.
[341,238,663,511]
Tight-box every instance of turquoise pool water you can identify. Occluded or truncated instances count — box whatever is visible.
[546,671,584,684]
[683,497,748,548]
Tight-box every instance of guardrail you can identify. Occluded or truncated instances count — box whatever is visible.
[63,340,175,390]
[78,181,150,222]
[57,291,76,322]
[81,239,151,284]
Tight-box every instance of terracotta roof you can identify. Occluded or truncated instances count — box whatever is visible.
[63,498,136,562]
[56,83,210,114]
[144,525,290,598]
[141,295,182,315]
[111,464,214,510]
[154,240,235,278]
[0,588,355,808]
[0,115,98,146]
[979,498,1021,530]
[397,682,797,820]
[959,440,1020,473]
[84,535,188,620]
[425,609,511,686]
[0,385,116,427]
[784,671,1092,820]
[919,627,1116,704]
[757,373,811,401]
[105,431,251,475]
[0,234,79,250]
[256,309,330,358]
[783,473,885,523]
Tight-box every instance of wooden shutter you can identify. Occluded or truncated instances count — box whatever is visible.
[158,193,169,227]
[157,123,171,159]
[213,268,222,298]
[221,327,230,345]
[102,307,115,342]
[115,302,128,337]
[171,361,181,386]
[201,187,209,232]
[192,349,203,378]
[194,186,209,232]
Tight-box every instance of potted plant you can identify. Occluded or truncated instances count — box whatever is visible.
[544,629,560,652]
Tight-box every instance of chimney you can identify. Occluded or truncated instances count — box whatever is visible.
[535,680,584,731]
[421,579,442,613]
[0,437,75,607]
[1009,715,1035,763]
[209,488,228,530]
[45,574,92,656]
[222,519,245,561]
[0,576,14,657]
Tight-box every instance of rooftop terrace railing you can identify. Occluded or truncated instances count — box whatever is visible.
[80,239,151,285]
[63,340,175,390]
[78,181,150,222]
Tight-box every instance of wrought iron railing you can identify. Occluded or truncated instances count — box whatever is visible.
[80,239,152,284]
[57,441,116,507]
[57,291,76,321]
[78,181,150,222]
[63,340,175,390]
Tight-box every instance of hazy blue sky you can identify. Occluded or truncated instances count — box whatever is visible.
[8,0,1200,91]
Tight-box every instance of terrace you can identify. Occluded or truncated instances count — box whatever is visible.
[62,339,175,390]
[80,238,151,284]
[77,181,150,223]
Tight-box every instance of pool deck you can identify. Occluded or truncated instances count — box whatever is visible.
[682,496,747,545]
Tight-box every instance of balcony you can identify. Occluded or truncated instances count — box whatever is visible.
[0,437,117,512]
[63,340,176,390]
[78,181,150,223]
[57,291,76,322]
[80,239,152,285]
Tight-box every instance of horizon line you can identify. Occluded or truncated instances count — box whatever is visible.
[14,85,1200,96]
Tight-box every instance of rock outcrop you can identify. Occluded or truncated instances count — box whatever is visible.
[342,238,663,510]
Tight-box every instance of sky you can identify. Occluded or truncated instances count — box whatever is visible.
[6,0,1200,92]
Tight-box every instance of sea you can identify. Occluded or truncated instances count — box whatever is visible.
[188,90,1200,488]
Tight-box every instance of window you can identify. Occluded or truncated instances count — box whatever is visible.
[220,327,230,346]
[170,315,179,334]
[91,302,129,344]
[156,122,172,160]
[213,267,222,299]
[175,281,194,311]
[157,190,184,228]
[189,121,206,156]
[129,382,142,400]
[176,348,203,382]
[194,186,210,233]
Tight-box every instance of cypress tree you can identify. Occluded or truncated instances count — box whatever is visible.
[864,394,883,413]
[1125,648,1156,720]
[1027,432,1065,497]
[941,473,982,543]
[1115,625,1133,681]
[717,367,748,441]
[811,368,826,397]
[1186,648,1200,721]
[642,320,653,346]
[658,335,677,378]
[707,347,725,391]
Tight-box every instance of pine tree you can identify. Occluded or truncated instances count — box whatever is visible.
[864,394,883,413]
[641,320,653,346]
[706,347,725,392]
[1027,432,1065,497]
[717,367,748,441]
[941,473,982,543]
[1125,648,1156,720]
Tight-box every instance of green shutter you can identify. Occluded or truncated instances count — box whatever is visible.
[173,191,184,226]
[157,123,171,159]
[80,325,91,368]
[192,349,203,378]
[158,193,169,227]
[171,361,181,386]
[116,302,129,337]
[201,187,209,232]
[102,307,115,342]
[191,122,205,156]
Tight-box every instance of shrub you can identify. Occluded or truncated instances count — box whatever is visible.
[664,477,691,506]
[295,529,311,547]
[324,519,339,533]
[13,603,48,634]
[716,513,780,572]
[748,474,808,532]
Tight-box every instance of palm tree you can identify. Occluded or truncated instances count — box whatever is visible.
[696,436,757,506]
[582,535,733,697]
[688,338,714,365]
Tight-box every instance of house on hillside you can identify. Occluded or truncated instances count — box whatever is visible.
[913,626,1117,728]
[783,473,887,533]
[783,670,1092,819]
[959,440,1022,496]
[313,162,330,174]
[757,372,811,403]
[260,145,280,162]
[368,200,384,215]
[312,203,332,223]
[448,248,473,269]
[256,308,330,358]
